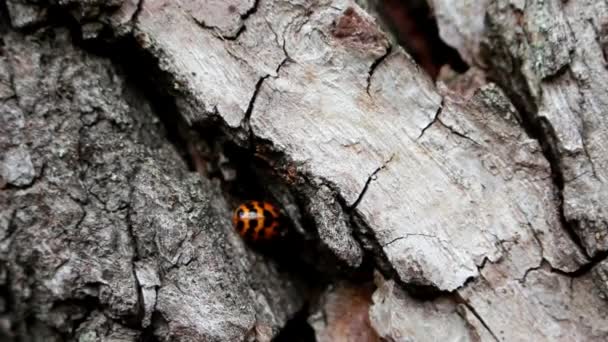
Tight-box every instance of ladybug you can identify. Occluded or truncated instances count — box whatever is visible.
[233,201,284,241]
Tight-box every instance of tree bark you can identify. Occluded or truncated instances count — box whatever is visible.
[1,0,607,341]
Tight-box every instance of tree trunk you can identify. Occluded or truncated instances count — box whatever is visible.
[1,0,607,341]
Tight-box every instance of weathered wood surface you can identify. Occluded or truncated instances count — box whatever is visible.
[2,0,608,341]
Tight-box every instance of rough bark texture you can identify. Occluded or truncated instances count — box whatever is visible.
[1,0,608,341]
[0,25,301,342]
[432,0,608,258]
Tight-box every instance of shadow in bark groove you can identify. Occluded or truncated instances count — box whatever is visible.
[272,304,315,342]
[372,0,469,79]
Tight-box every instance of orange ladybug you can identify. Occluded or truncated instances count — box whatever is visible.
[233,201,284,241]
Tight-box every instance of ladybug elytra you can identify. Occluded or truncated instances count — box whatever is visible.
[233,201,285,241]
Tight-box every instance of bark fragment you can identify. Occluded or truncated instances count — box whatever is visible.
[369,274,475,342]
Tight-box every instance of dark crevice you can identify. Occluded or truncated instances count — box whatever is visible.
[482,13,591,260]
[519,260,545,284]
[239,0,260,29]
[537,117,589,259]
[381,233,441,248]
[0,0,10,30]
[552,250,608,278]
[272,304,316,342]
[519,250,608,285]
[416,99,480,145]
[191,17,220,34]
[459,256,494,289]
[370,0,468,80]
[0,265,15,340]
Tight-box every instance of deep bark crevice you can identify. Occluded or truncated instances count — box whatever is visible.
[370,0,469,79]
[481,12,593,263]
[272,303,316,342]
[495,82,590,260]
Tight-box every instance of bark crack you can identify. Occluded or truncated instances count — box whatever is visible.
[382,232,442,248]
[348,154,395,210]
[436,118,481,146]
[130,0,144,26]
[517,206,546,262]
[191,0,259,41]
[417,99,443,140]
[456,294,500,342]
[366,44,392,96]
[518,248,608,285]
[242,45,291,147]
[242,74,270,148]
[417,98,483,147]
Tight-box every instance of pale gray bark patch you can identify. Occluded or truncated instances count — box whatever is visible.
[133,261,160,328]
[591,259,608,300]
[369,274,475,342]
[307,185,363,268]
[1,146,35,187]
[135,0,285,129]
[459,261,608,341]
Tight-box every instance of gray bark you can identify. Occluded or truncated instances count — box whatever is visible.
[1,0,607,341]
[0,25,301,341]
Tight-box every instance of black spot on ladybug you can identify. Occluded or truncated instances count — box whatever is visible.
[263,210,273,227]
